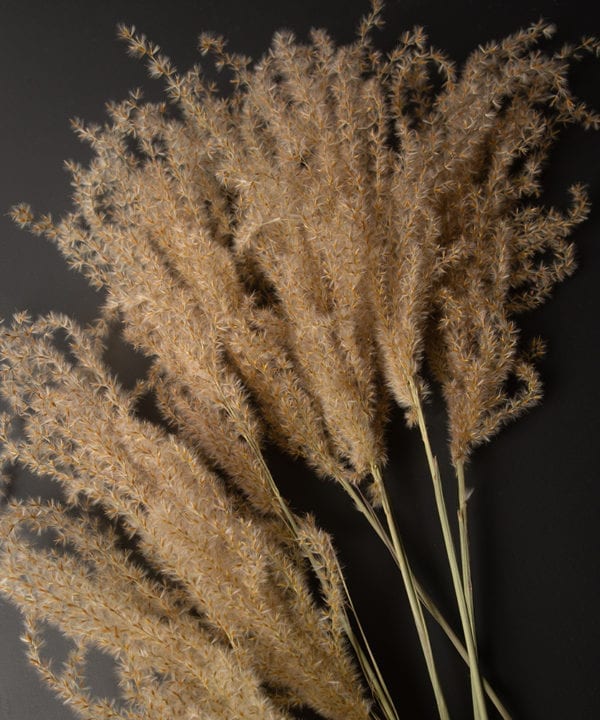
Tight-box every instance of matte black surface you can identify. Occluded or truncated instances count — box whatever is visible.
[1,1,599,718]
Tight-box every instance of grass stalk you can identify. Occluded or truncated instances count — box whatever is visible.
[415,583,510,720]
[337,467,510,719]
[456,459,479,715]
[407,378,488,720]
[371,464,450,720]
[456,460,475,634]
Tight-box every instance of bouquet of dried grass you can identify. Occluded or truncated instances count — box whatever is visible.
[1,1,598,718]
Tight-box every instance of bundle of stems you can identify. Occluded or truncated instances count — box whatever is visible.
[1,2,597,718]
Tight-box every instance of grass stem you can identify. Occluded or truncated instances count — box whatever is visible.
[408,378,488,720]
[337,465,510,719]
[371,463,450,720]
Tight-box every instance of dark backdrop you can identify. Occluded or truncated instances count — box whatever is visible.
[1,1,599,718]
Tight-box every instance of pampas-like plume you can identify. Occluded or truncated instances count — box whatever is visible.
[0,314,369,720]
[2,2,597,718]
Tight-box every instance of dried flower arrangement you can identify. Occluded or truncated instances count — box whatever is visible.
[1,1,598,718]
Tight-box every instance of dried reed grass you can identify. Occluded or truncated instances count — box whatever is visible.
[1,2,597,718]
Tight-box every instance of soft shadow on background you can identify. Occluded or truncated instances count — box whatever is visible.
[1,0,599,718]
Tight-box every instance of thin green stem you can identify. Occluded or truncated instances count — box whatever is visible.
[457,459,479,715]
[457,460,475,634]
[337,467,511,719]
[371,464,450,720]
[408,378,488,720]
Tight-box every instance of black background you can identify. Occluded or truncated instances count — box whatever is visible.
[0,1,599,718]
